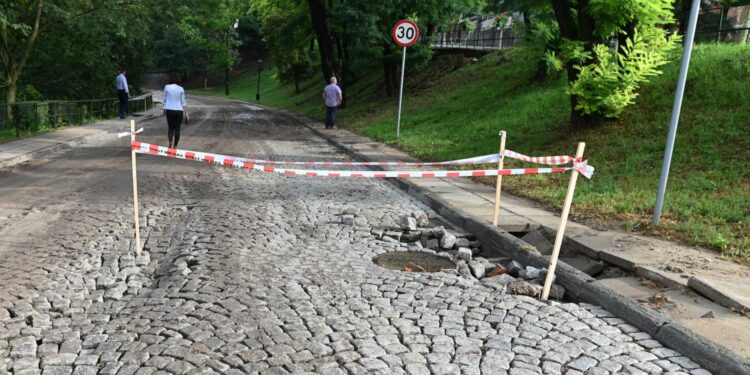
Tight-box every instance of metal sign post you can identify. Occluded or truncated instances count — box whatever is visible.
[396,46,407,138]
[653,0,701,225]
[392,19,419,139]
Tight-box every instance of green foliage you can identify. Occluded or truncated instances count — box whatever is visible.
[252,0,314,88]
[568,28,679,117]
[24,1,154,99]
[587,0,676,38]
[150,0,251,80]
[0,0,159,102]
[534,0,681,121]
[249,0,481,92]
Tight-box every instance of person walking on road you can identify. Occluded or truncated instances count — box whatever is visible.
[322,77,342,129]
[115,69,129,119]
[162,73,189,148]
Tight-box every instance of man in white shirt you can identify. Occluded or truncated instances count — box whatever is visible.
[115,69,129,119]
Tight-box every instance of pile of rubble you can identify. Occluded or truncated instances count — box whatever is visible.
[367,212,483,257]
[343,211,566,300]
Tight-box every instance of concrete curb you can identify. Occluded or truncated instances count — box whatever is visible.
[301,120,750,375]
[0,113,157,172]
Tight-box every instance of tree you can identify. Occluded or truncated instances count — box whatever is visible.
[321,0,482,97]
[148,0,250,89]
[1,0,42,123]
[307,0,337,83]
[2,0,156,125]
[543,0,680,127]
[487,0,548,34]
[253,0,314,93]
[22,1,153,100]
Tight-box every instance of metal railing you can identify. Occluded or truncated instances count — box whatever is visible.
[424,26,518,51]
[695,4,750,43]
[0,93,153,138]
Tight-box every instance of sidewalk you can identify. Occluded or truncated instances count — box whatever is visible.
[0,105,160,171]
[274,108,750,363]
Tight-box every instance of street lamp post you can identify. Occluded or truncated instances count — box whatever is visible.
[225,20,239,96]
[224,30,230,95]
[256,59,262,101]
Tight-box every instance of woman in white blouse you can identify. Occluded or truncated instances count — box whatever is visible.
[162,73,189,148]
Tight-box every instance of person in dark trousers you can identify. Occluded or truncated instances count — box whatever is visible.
[162,73,189,148]
[115,69,129,119]
[322,76,342,129]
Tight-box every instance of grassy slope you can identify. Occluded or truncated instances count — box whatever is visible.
[194,44,750,260]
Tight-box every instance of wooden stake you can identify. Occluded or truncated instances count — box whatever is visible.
[492,131,507,226]
[130,120,142,257]
[542,142,585,300]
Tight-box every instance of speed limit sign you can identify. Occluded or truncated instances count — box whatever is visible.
[392,19,419,138]
[392,20,420,47]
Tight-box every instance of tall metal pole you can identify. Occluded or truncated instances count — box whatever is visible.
[256,60,262,101]
[396,46,407,138]
[653,0,701,225]
[225,30,230,95]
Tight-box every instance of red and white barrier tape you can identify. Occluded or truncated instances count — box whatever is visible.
[503,150,573,165]
[132,141,594,179]
[117,128,144,138]
[186,150,574,167]
[213,153,500,166]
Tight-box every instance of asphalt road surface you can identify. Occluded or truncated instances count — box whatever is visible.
[0,96,708,374]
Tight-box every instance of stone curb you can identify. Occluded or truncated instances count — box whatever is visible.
[0,113,157,172]
[300,119,750,375]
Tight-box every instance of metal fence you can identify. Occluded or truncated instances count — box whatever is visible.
[425,26,518,50]
[0,93,153,138]
[695,5,750,43]
[423,15,520,51]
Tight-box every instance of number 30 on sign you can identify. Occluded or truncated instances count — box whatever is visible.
[392,20,419,47]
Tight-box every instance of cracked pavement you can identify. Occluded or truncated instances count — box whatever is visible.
[0,97,710,374]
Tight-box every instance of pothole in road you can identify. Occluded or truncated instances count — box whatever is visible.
[372,252,457,273]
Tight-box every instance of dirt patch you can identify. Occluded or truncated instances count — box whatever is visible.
[373,252,456,273]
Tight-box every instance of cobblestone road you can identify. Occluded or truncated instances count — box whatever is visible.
[0,97,710,374]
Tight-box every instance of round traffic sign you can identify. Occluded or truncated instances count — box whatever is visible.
[392,20,420,47]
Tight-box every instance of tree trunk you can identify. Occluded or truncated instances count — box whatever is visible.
[293,66,301,93]
[677,0,693,36]
[522,12,532,38]
[307,0,337,83]
[383,60,393,97]
[550,0,598,128]
[1,0,43,128]
[334,36,348,108]
[4,79,17,128]
[575,0,596,52]
[426,23,436,37]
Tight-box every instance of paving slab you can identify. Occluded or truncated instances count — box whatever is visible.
[688,276,750,312]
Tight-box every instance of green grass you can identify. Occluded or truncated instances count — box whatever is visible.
[194,43,750,261]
